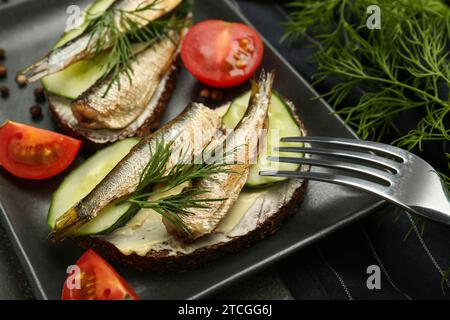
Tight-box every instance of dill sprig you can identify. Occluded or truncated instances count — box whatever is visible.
[124,140,234,235]
[85,0,191,96]
[128,189,226,235]
[282,0,450,189]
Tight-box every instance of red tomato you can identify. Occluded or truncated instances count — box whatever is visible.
[181,20,264,88]
[0,121,81,180]
[62,249,139,300]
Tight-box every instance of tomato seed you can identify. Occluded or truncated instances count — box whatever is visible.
[239,38,250,47]
[236,60,247,69]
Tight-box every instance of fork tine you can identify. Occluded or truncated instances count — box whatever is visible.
[276,146,400,172]
[281,136,407,161]
[260,170,388,196]
[269,156,393,185]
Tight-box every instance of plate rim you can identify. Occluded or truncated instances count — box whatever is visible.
[0,0,387,300]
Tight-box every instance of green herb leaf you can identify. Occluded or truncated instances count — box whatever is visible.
[124,140,233,235]
[85,0,191,96]
[282,0,450,190]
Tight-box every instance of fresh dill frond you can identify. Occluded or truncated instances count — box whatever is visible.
[129,189,226,235]
[162,145,238,191]
[132,140,236,200]
[124,140,233,234]
[85,0,191,96]
[134,140,175,194]
[282,0,450,190]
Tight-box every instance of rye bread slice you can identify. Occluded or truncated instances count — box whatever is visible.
[74,101,310,272]
[47,58,180,150]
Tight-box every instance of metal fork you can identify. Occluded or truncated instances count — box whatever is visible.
[260,136,450,225]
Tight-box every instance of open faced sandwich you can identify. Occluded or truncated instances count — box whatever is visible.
[22,0,191,148]
[46,71,310,271]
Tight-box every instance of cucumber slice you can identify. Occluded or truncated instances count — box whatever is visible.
[222,91,303,187]
[75,202,140,236]
[41,0,114,99]
[41,53,109,100]
[47,138,140,232]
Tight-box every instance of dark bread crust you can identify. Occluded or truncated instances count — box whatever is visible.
[75,179,308,271]
[47,58,180,151]
[74,99,309,272]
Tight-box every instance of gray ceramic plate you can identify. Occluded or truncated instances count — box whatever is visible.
[0,0,384,299]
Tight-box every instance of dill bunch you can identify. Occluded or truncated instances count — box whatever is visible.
[283,0,450,189]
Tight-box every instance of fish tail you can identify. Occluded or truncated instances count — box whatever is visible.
[235,70,275,162]
[52,208,85,242]
[245,69,275,118]
[254,69,275,97]
[21,56,51,82]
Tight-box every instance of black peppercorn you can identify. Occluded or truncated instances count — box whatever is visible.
[0,48,5,60]
[30,105,43,120]
[199,88,211,100]
[0,64,6,79]
[211,89,223,102]
[34,87,46,102]
[0,85,9,98]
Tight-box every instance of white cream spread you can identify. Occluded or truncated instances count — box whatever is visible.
[99,166,307,256]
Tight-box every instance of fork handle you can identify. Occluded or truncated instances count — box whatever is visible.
[260,170,450,226]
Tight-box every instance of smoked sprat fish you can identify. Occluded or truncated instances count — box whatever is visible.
[52,103,222,241]
[71,28,183,130]
[21,0,183,82]
[164,70,275,241]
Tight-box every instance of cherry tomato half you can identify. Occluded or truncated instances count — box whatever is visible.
[62,249,139,300]
[0,121,81,180]
[181,20,264,88]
